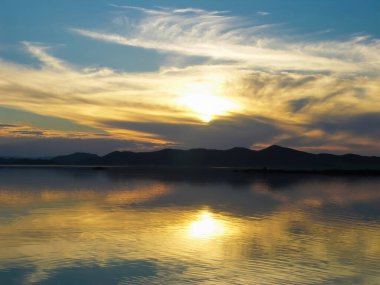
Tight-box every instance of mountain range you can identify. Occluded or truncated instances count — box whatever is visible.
[1,145,380,171]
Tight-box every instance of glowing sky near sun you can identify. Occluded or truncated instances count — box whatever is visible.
[0,0,380,156]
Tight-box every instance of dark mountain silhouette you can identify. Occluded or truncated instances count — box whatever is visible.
[53,152,101,165]
[1,145,380,171]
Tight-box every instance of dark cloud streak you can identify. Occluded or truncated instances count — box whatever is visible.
[103,116,282,149]
[0,137,163,157]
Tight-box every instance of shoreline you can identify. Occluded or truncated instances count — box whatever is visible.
[1,164,380,176]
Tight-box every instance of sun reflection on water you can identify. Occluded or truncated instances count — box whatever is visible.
[188,211,226,239]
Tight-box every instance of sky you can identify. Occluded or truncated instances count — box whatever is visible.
[0,0,380,157]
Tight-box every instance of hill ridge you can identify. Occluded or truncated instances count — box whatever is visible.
[1,145,380,170]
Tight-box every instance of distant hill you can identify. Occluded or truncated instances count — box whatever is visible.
[1,145,380,171]
[53,152,101,165]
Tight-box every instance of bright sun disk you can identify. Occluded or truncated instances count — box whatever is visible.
[179,88,238,123]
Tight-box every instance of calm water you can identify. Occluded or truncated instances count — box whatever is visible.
[0,167,379,285]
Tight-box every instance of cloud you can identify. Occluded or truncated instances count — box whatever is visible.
[22,42,67,70]
[11,130,45,136]
[278,134,380,155]
[269,111,380,155]
[0,135,167,157]
[0,124,20,128]
[288,97,314,112]
[103,116,282,149]
[257,11,270,16]
[71,7,380,74]
[228,72,380,124]
[0,106,103,133]
[0,123,111,140]
[316,113,380,138]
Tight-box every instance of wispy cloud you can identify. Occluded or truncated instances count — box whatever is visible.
[71,7,380,74]
[257,11,270,16]
[0,123,108,139]
[22,42,67,70]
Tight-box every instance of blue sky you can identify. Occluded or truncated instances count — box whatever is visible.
[1,0,380,156]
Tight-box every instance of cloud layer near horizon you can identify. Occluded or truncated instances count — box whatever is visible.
[1,6,380,156]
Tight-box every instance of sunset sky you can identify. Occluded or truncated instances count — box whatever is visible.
[1,0,380,156]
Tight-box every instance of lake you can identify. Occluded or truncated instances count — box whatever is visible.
[0,167,379,285]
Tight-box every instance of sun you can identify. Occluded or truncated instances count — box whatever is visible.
[178,84,238,123]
